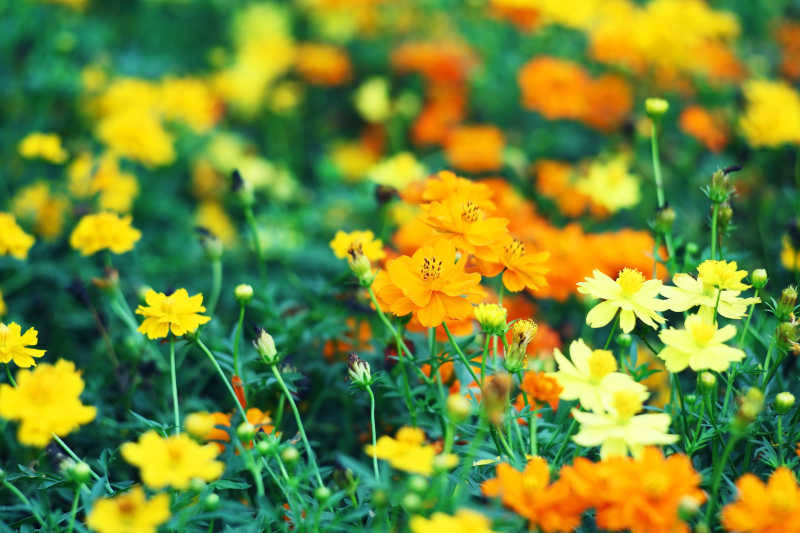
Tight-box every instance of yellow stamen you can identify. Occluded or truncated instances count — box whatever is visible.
[617,268,645,296]
[588,349,617,380]
[612,390,643,420]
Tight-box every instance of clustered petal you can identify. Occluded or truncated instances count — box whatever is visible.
[135,288,211,339]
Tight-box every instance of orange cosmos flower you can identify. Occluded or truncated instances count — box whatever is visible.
[679,105,728,152]
[721,467,800,533]
[295,43,352,85]
[420,196,510,257]
[391,41,476,84]
[518,57,590,120]
[372,240,485,327]
[582,74,632,132]
[535,160,594,217]
[777,22,800,81]
[410,170,496,210]
[482,457,587,533]
[444,125,505,173]
[476,238,548,292]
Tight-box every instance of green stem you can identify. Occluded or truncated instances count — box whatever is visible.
[481,334,491,388]
[552,419,578,465]
[705,435,740,525]
[494,425,516,460]
[234,439,265,500]
[66,485,81,533]
[366,385,380,481]
[5,364,15,385]
[711,203,719,261]
[194,338,248,421]
[778,416,785,465]
[169,336,180,435]
[367,287,414,360]
[760,340,778,389]
[207,259,222,316]
[443,323,480,385]
[692,395,706,448]
[672,373,689,450]
[651,120,665,208]
[51,435,108,492]
[737,290,759,347]
[232,304,245,382]
[270,365,324,487]
[1,479,45,528]
[604,315,619,350]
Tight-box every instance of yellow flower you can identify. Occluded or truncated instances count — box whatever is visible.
[474,303,507,334]
[18,132,68,164]
[195,201,237,246]
[697,259,750,290]
[410,509,498,533]
[0,360,96,447]
[86,486,170,533]
[657,313,745,373]
[121,430,224,490]
[365,427,456,476]
[781,235,800,271]
[96,111,175,167]
[368,152,428,190]
[135,289,211,339]
[0,213,35,259]
[572,389,677,459]
[0,291,6,317]
[329,142,379,183]
[739,79,800,148]
[92,154,140,213]
[67,151,95,197]
[0,322,46,368]
[549,339,646,413]
[660,272,759,319]
[575,155,640,213]
[330,230,386,262]
[70,212,141,256]
[577,268,666,333]
[12,182,69,239]
[354,77,392,123]
[159,76,219,133]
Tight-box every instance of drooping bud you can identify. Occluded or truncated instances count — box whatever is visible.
[505,320,537,373]
[751,269,768,289]
[234,283,254,305]
[645,97,669,118]
[254,328,279,365]
[474,303,507,336]
[776,391,796,414]
[347,353,372,387]
[346,242,375,286]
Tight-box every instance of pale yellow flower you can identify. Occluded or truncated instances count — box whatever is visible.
[577,268,666,333]
[657,313,745,373]
[660,272,759,319]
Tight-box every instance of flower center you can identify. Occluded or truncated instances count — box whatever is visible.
[616,268,645,296]
[117,496,136,515]
[346,241,364,261]
[505,239,525,259]
[643,472,669,497]
[167,441,184,461]
[419,256,443,281]
[461,201,481,223]
[612,390,642,420]
[689,320,716,346]
[588,349,617,380]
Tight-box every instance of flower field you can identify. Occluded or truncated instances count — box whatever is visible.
[5,0,800,531]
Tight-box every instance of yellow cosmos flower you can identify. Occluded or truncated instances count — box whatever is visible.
[135,289,211,339]
[577,268,666,333]
[330,230,386,262]
[368,152,428,190]
[697,259,749,291]
[739,79,800,148]
[121,430,224,490]
[12,182,69,239]
[0,360,96,447]
[660,272,759,319]
[572,389,677,459]
[0,322,46,367]
[657,313,745,373]
[69,212,141,256]
[96,111,175,167]
[86,486,170,533]
[18,132,68,164]
[410,509,498,533]
[549,339,646,413]
[365,427,457,476]
[0,213,35,259]
[575,155,640,213]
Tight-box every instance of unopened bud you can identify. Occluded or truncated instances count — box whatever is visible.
[234,284,253,304]
[314,485,332,503]
[733,387,764,433]
[654,205,676,234]
[446,394,471,423]
[678,495,700,520]
[505,319,537,372]
[474,303,507,336]
[698,372,717,392]
[645,97,669,117]
[185,412,215,439]
[254,329,279,365]
[433,453,458,472]
[67,461,92,485]
[716,202,733,232]
[777,287,798,320]
[751,269,768,289]
[347,353,372,386]
[237,422,256,442]
[777,321,799,350]
[372,489,389,507]
[776,392,796,414]
[407,475,428,493]
[402,492,422,512]
[203,493,220,511]
[615,333,632,348]
[707,168,734,204]
[197,227,223,260]
[281,446,300,464]
[232,169,254,206]
[346,242,375,286]
[189,478,207,493]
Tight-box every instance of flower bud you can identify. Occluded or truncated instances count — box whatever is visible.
[685,393,697,404]
[347,353,372,386]
[698,371,717,392]
[185,412,215,439]
[407,475,428,493]
[234,284,253,305]
[474,303,507,336]
[685,242,699,255]
[654,205,676,234]
[446,394,471,423]
[433,453,459,472]
[281,445,300,464]
[314,485,332,503]
[615,333,632,349]
[776,392,796,414]
[232,169,254,206]
[716,202,733,232]
[706,168,735,204]
[197,227,223,260]
[189,478,207,493]
[66,461,92,485]
[751,269,768,289]
[237,422,256,442]
[505,319,537,373]
[678,495,700,521]
[401,492,422,512]
[346,242,375,286]
[777,321,799,350]
[777,286,798,320]
[203,493,220,511]
[483,373,512,427]
[645,97,669,117]
[372,489,389,507]
[733,387,764,434]
[255,440,273,456]
[254,328,279,365]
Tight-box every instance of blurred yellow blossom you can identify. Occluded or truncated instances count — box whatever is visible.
[70,212,141,256]
[410,509,498,533]
[330,230,386,262]
[369,152,428,189]
[366,426,457,476]
[86,486,170,533]
[0,213,35,259]
[354,77,392,123]
[160,76,220,133]
[575,155,640,213]
[739,79,800,148]
[0,322,46,368]
[330,142,379,182]
[195,201,237,246]
[96,111,175,167]
[18,132,68,164]
[12,182,69,239]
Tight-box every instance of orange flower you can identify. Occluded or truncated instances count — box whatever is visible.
[520,371,561,410]
[198,409,275,452]
[323,318,372,361]
[721,467,800,533]
[373,240,486,327]
[777,22,800,81]
[535,160,594,217]
[582,74,632,132]
[489,0,541,31]
[476,238,548,292]
[391,41,476,84]
[444,125,505,173]
[518,57,590,120]
[411,84,467,146]
[295,43,352,85]
[421,361,460,394]
[420,196,510,257]
[482,457,586,533]
[409,171,495,210]
[679,105,728,152]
